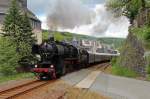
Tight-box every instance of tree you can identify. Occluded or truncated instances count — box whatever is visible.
[2,0,35,71]
[0,37,20,75]
[141,0,146,8]
[17,12,36,59]
[2,0,23,53]
[2,0,35,59]
[21,13,36,45]
[106,0,145,23]
[2,0,22,38]
[106,0,149,76]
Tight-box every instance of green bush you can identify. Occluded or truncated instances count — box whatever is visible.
[111,57,117,65]
[146,59,150,81]
[131,26,150,50]
[111,55,139,78]
[145,55,150,74]
[112,65,138,78]
[147,75,150,81]
[0,73,34,83]
[0,37,20,76]
[147,66,150,74]
[131,26,148,40]
[0,64,17,76]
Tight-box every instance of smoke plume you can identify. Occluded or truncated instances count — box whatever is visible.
[47,0,94,30]
[46,0,130,38]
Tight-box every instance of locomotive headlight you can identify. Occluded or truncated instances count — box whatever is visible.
[50,65,54,68]
[35,65,38,68]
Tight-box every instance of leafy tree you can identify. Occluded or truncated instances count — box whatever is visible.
[2,0,23,53]
[0,37,20,76]
[106,0,147,23]
[2,0,22,38]
[1,0,35,73]
[145,27,150,42]
[2,0,35,60]
[21,13,36,45]
[17,12,36,59]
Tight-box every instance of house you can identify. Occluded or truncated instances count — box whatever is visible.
[0,0,42,44]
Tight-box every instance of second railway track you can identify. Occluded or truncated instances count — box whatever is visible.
[0,80,54,99]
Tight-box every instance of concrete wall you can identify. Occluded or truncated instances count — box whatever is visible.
[0,14,5,23]
[33,29,42,44]
[30,19,42,44]
[0,0,10,7]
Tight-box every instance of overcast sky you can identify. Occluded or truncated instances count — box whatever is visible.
[27,0,129,38]
[28,0,105,15]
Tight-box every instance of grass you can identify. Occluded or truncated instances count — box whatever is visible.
[131,26,150,50]
[111,65,138,78]
[0,73,35,84]
[146,75,150,81]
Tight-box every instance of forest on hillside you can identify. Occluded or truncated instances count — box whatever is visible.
[42,30,125,48]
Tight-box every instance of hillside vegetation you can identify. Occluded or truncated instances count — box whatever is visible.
[42,30,125,48]
[107,0,150,79]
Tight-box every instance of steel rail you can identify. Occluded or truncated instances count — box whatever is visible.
[0,80,55,99]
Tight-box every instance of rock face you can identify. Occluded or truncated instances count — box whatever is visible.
[118,8,150,76]
[118,31,146,76]
[134,8,150,27]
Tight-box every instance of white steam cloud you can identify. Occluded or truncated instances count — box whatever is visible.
[47,0,94,29]
[29,0,130,38]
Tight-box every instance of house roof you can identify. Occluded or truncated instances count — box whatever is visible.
[0,1,41,22]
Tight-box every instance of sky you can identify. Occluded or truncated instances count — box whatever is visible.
[27,0,130,38]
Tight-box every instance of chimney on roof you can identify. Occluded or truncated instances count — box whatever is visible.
[19,0,27,7]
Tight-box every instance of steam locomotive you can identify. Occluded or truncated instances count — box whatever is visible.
[32,37,118,80]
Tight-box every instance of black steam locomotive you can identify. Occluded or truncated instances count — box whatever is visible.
[32,38,113,80]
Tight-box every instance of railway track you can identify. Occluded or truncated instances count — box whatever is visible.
[0,63,110,99]
[0,80,54,99]
[89,62,110,72]
[97,62,110,72]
